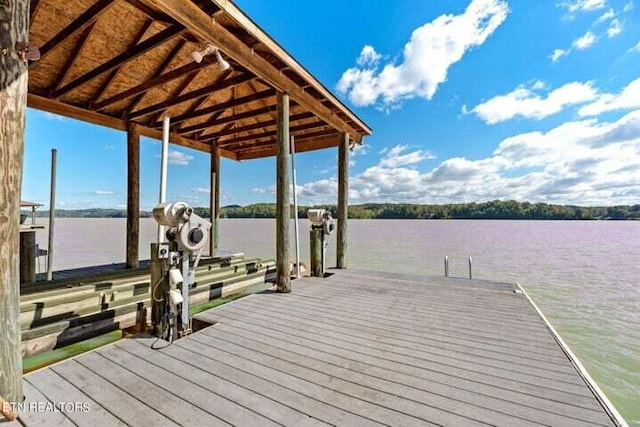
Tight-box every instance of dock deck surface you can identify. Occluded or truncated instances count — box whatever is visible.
[16,270,617,426]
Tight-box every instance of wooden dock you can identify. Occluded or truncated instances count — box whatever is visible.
[13,270,622,426]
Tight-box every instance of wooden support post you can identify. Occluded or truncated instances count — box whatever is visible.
[336,132,349,269]
[276,92,291,292]
[310,228,323,277]
[19,230,36,284]
[0,0,29,408]
[209,144,220,257]
[126,123,140,268]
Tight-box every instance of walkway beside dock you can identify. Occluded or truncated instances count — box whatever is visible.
[15,270,620,426]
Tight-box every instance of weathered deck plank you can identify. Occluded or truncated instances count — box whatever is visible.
[18,270,619,426]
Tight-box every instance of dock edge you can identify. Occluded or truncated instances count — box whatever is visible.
[516,283,629,427]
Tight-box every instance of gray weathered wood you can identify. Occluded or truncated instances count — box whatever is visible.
[209,144,220,256]
[19,270,618,426]
[51,360,178,426]
[309,228,323,277]
[336,132,349,269]
[0,0,28,408]
[275,92,290,292]
[26,369,126,426]
[18,380,75,427]
[126,123,140,268]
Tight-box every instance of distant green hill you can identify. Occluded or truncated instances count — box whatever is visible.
[31,201,640,220]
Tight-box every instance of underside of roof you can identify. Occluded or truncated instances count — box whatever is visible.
[27,0,371,161]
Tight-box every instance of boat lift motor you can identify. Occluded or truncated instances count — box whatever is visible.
[152,202,211,339]
[308,209,335,276]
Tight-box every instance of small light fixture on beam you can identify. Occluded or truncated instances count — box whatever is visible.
[1,42,41,62]
[192,43,230,71]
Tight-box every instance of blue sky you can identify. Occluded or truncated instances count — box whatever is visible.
[23,0,640,209]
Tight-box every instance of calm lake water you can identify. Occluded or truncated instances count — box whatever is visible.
[33,218,640,424]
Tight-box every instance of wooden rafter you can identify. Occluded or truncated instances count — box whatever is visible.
[92,54,217,111]
[27,94,237,160]
[217,121,327,147]
[54,24,186,99]
[178,104,275,135]
[157,88,276,126]
[176,70,235,133]
[29,0,41,23]
[146,0,368,141]
[49,22,97,95]
[92,19,154,104]
[145,68,202,126]
[38,0,116,60]
[200,111,315,140]
[124,39,186,113]
[129,71,252,119]
[236,131,340,160]
[125,0,172,23]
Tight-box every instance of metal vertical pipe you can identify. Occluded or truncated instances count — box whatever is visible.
[290,136,300,278]
[158,116,170,242]
[468,257,473,279]
[46,149,57,281]
[444,256,449,277]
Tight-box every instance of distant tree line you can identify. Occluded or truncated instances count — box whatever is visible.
[34,201,640,220]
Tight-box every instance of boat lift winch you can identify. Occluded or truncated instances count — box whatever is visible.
[152,202,211,341]
[308,208,335,276]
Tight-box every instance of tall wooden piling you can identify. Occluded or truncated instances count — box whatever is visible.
[276,92,291,292]
[0,0,29,409]
[126,123,140,268]
[336,132,349,269]
[209,144,220,257]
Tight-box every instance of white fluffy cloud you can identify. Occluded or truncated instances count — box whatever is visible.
[93,190,115,195]
[596,8,615,22]
[192,187,210,194]
[630,41,640,52]
[167,150,194,166]
[561,0,607,13]
[606,19,622,37]
[579,77,640,116]
[573,31,598,49]
[284,111,640,205]
[337,0,508,110]
[468,81,599,124]
[550,49,570,62]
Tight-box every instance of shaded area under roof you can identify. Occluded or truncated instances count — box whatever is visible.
[27,0,371,161]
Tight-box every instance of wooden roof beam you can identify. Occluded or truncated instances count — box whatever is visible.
[199,111,315,140]
[53,24,186,99]
[217,121,328,147]
[129,72,253,119]
[146,69,201,126]
[236,131,340,160]
[38,0,116,60]
[178,104,275,135]
[158,88,276,127]
[144,0,366,142]
[124,39,186,113]
[209,0,371,138]
[92,20,154,104]
[92,53,218,111]
[30,0,41,23]
[49,22,97,95]
[125,0,173,23]
[27,94,238,160]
